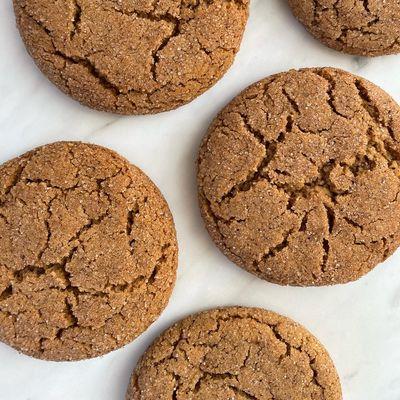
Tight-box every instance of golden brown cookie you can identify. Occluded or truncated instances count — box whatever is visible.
[0,142,178,361]
[13,0,249,114]
[288,0,400,56]
[198,67,400,286]
[127,307,342,399]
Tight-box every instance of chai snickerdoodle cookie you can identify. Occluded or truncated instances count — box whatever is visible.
[127,307,342,400]
[288,0,400,56]
[0,142,178,361]
[13,0,249,114]
[198,67,400,286]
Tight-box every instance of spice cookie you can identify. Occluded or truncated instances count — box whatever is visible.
[198,67,400,286]
[13,0,249,115]
[127,307,342,399]
[288,0,400,56]
[0,142,178,361]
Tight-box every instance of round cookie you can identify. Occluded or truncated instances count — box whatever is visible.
[288,0,400,56]
[0,142,178,361]
[198,67,400,286]
[13,0,249,115]
[127,307,342,399]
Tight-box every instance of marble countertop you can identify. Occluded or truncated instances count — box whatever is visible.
[1,0,400,399]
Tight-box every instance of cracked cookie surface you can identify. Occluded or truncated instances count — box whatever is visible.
[288,0,400,56]
[0,141,178,361]
[198,67,400,286]
[13,0,249,114]
[127,307,342,400]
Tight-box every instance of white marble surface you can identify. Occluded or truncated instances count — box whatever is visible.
[0,0,400,399]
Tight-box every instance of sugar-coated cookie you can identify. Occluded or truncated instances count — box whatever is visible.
[127,307,342,399]
[0,141,178,360]
[13,0,249,114]
[198,68,400,286]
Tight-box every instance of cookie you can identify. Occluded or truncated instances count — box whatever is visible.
[198,67,400,286]
[0,141,178,361]
[288,0,400,56]
[127,307,342,399]
[13,0,249,115]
